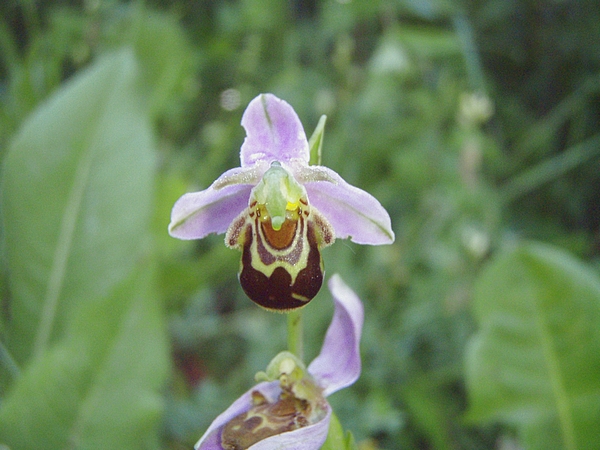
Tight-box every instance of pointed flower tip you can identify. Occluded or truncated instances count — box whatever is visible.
[328,274,365,328]
[308,274,364,397]
[381,226,395,245]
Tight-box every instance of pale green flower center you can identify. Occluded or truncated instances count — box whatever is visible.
[251,161,307,230]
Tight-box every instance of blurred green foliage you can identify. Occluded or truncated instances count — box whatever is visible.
[465,242,600,450]
[0,0,599,449]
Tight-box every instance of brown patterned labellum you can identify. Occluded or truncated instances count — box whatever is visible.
[226,200,334,311]
[221,390,312,450]
[220,373,328,450]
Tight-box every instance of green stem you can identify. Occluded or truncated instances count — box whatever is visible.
[286,116,326,359]
[287,310,304,360]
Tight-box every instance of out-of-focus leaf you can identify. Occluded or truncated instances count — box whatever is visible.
[105,8,199,118]
[1,48,155,363]
[396,0,456,20]
[0,263,169,450]
[402,376,454,450]
[395,26,461,59]
[465,242,600,450]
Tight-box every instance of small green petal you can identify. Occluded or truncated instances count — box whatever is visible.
[308,115,327,166]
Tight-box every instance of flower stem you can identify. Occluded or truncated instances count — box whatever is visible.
[287,309,304,360]
[287,117,326,359]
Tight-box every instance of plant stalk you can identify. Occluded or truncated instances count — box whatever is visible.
[287,310,304,360]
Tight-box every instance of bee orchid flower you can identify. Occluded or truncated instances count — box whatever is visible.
[169,94,394,310]
[194,274,364,450]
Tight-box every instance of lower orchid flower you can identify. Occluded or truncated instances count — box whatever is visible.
[195,274,364,450]
[169,93,393,311]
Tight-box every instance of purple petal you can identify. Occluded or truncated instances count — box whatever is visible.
[240,94,310,167]
[195,381,331,450]
[194,428,222,450]
[308,274,364,397]
[168,168,254,239]
[303,167,395,245]
[195,381,281,450]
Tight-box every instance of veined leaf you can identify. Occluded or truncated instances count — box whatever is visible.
[0,263,169,449]
[465,242,600,450]
[0,48,168,448]
[1,49,155,363]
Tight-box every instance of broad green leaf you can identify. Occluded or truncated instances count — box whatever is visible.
[0,262,169,450]
[1,48,155,363]
[465,242,600,450]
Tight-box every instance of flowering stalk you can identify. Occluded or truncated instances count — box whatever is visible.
[286,114,327,359]
[287,310,303,359]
